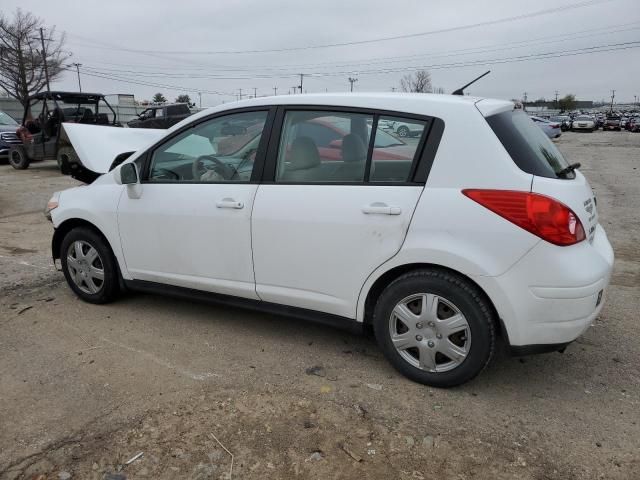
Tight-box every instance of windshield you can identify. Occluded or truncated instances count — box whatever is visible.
[486,109,573,179]
[576,116,592,121]
[0,111,18,126]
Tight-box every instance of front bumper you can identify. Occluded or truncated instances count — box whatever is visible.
[472,224,614,347]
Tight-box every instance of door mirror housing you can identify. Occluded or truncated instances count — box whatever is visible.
[116,162,138,185]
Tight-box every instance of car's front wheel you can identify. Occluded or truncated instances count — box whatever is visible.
[373,269,496,387]
[60,227,120,304]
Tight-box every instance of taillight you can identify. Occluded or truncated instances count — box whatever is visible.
[462,190,586,246]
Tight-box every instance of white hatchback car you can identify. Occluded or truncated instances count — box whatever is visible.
[47,93,614,387]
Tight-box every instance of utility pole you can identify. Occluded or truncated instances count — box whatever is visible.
[523,92,528,104]
[555,90,559,109]
[298,73,304,93]
[67,63,82,91]
[39,28,51,94]
[198,92,202,108]
[348,77,358,92]
[253,87,257,98]
[273,86,278,96]
[238,88,243,101]
[610,89,615,114]
[291,86,298,95]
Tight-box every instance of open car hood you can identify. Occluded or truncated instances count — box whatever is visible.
[61,123,165,182]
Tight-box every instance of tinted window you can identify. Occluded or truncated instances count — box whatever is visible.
[148,110,267,182]
[486,110,573,179]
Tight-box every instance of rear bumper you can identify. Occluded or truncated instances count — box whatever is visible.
[472,224,614,347]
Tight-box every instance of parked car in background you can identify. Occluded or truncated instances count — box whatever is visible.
[620,117,630,130]
[0,110,21,159]
[603,116,622,131]
[530,116,562,139]
[46,93,613,387]
[379,118,423,137]
[572,115,596,132]
[627,117,640,132]
[127,103,192,129]
[550,115,572,131]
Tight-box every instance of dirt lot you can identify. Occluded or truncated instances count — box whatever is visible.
[0,131,638,480]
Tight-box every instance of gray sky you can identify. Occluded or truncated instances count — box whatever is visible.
[4,0,640,106]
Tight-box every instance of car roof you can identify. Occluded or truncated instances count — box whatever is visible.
[193,92,513,120]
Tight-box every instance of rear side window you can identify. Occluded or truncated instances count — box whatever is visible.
[486,110,573,179]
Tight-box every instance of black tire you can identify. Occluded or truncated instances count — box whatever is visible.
[373,269,496,387]
[8,146,30,170]
[56,146,78,174]
[397,126,409,137]
[60,227,120,304]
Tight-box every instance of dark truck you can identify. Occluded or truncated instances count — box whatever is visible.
[127,103,192,129]
[603,116,621,131]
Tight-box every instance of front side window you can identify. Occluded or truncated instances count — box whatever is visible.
[148,110,267,183]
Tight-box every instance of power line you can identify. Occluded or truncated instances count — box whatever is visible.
[63,68,235,96]
[64,0,616,56]
[65,20,640,83]
[75,41,640,81]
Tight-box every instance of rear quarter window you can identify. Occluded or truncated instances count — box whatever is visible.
[486,110,573,179]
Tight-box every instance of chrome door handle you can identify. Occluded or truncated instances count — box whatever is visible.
[362,202,402,215]
[216,198,244,209]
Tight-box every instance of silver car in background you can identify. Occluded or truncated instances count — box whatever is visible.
[530,116,562,139]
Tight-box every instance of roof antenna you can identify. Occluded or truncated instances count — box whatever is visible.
[451,70,491,96]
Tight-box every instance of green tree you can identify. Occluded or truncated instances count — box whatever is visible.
[152,92,166,103]
[175,94,191,104]
[558,94,576,112]
[0,9,67,106]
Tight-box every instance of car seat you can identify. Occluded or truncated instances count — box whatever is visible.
[280,136,321,181]
[333,133,367,181]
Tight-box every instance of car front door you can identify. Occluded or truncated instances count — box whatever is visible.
[117,108,273,299]
[251,108,436,318]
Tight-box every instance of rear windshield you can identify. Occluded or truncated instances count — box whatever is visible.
[486,109,573,179]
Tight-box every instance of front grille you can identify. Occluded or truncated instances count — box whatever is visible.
[0,132,21,144]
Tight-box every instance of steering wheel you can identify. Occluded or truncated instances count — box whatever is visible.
[192,155,234,181]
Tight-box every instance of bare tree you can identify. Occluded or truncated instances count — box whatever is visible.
[0,9,66,106]
[399,70,433,93]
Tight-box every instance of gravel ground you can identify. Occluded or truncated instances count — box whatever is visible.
[0,131,638,480]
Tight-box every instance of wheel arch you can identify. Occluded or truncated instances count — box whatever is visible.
[361,262,504,340]
[52,217,127,289]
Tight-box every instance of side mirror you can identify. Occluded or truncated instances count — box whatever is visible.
[116,163,138,185]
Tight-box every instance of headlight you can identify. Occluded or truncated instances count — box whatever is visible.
[45,191,61,221]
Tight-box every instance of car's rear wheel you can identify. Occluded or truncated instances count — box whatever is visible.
[8,146,29,170]
[397,126,409,137]
[60,227,120,304]
[373,269,495,387]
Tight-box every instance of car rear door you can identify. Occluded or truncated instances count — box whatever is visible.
[251,107,442,318]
